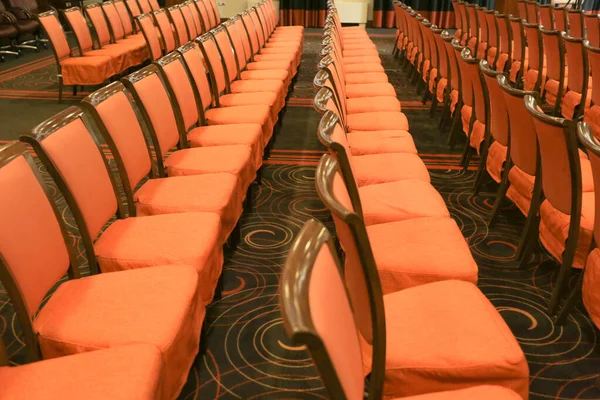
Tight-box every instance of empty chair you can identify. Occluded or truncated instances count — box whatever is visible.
[584,41,600,136]
[81,81,247,245]
[495,12,512,72]
[464,4,479,55]
[167,5,190,47]
[554,6,567,32]
[136,13,162,61]
[541,28,566,113]
[585,13,600,47]
[313,154,529,398]
[447,42,474,154]
[102,1,144,44]
[137,0,152,14]
[281,219,524,400]
[0,336,162,400]
[153,9,177,54]
[454,1,469,46]
[180,1,199,40]
[525,0,538,24]
[451,0,464,42]
[509,16,527,85]
[439,33,461,129]
[567,9,584,39]
[429,25,448,115]
[561,33,591,119]
[525,96,595,315]
[522,22,545,93]
[124,0,142,19]
[37,10,115,101]
[483,9,499,67]
[538,3,554,30]
[517,0,527,21]
[475,6,489,59]
[0,139,206,400]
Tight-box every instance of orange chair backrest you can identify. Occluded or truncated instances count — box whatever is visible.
[137,13,162,60]
[578,122,600,242]
[424,23,438,69]
[168,6,190,47]
[517,0,527,21]
[462,53,486,124]
[38,11,71,60]
[206,0,220,23]
[63,7,95,53]
[497,75,538,176]
[180,3,198,39]
[541,29,564,104]
[86,4,113,47]
[451,0,462,32]
[280,219,371,400]
[484,10,497,49]
[443,36,460,91]
[0,142,74,319]
[249,7,267,48]
[80,82,153,209]
[186,1,203,36]
[202,0,217,28]
[212,26,239,82]
[568,10,584,39]
[122,65,181,162]
[432,28,449,79]
[125,0,141,18]
[197,32,228,95]
[538,4,553,30]
[523,23,543,72]
[585,14,600,47]
[496,13,512,66]
[137,0,151,14]
[526,1,538,24]
[481,62,509,147]
[194,0,210,32]
[453,42,473,107]
[153,9,176,53]
[510,17,525,63]
[587,44,600,108]
[102,1,125,41]
[224,20,248,70]
[233,16,253,61]
[554,7,567,32]
[563,34,588,94]
[242,11,261,54]
[148,0,159,11]
[178,42,214,111]
[526,96,580,216]
[477,7,488,45]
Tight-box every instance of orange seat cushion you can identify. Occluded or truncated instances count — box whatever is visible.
[346,96,401,114]
[134,174,242,241]
[583,249,600,329]
[344,55,382,65]
[93,213,223,303]
[60,56,115,86]
[366,217,478,294]
[345,72,389,85]
[470,120,486,153]
[507,165,535,216]
[0,344,162,400]
[218,93,281,123]
[343,42,377,50]
[164,145,256,194]
[187,124,264,169]
[229,80,286,111]
[344,63,385,73]
[539,193,594,270]
[347,130,417,155]
[399,386,522,399]
[361,280,529,399]
[561,89,592,120]
[241,69,291,87]
[347,111,409,132]
[486,141,508,183]
[205,105,274,146]
[351,153,429,186]
[357,180,449,226]
[254,53,298,74]
[246,60,293,74]
[436,78,448,103]
[584,105,600,138]
[345,83,397,99]
[34,265,205,400]
[343,48,380,58]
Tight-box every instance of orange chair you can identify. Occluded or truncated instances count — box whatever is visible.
[37,10,115,101]
[136,13,162,61]
[561,33,591,120]
[475,6,489,59]
[101,1,145,47]
[522,22,545,94]
[495,12,512,72]
[0,337,162,400]
[454,0,469,46]
[538,3,554,30]
[567,9,584,39]
[447,41,474,153]
[280,219,522,400]
[584,42,600,136]
[136,0,151,14]
[493,75,541,265]
[517,0,527,21]
[147,0,159,11]
[124,0,142,19]
[114,0,139,35]
[181,1,201,39]
[509,16,527,85]
[525,96,595,315]
[416,18,435,98]
[429,25,448,115]
[120,64,257,199]
[439,33,461,129]
[585,13,600,47]
[525,0,538,24]
[313,154,529,399]
[573,122,600,327]
[464,4,479,55]
[80,81,247,245]
[541,28,566,112]
[474,60,508,193]
[392,0,408,57]
[451,0,464,42]
[86,3,147,66]
[152,9,177,54]
[167,5,190,47]
[0,140,206,400]
[483,9,498,67]
[554,6,567,32]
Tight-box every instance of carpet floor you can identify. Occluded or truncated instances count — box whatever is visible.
[0,29,599,399]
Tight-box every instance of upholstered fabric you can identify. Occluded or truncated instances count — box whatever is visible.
[164,146,256,193]
[0,344,162,400]
[361,280,529,399]
[346,96,401,114]
[229,81,285,112]
[538,194,594,270]
[357,180,450,226]
[187,124,264,169]
[507,165,535,216]
[347,112,409,132]
[343,56,382,65]
[583,249,600,329]
[367,217,478,293]
[344,62,385,73]
[584,105,600,138]
[470,120,486,153]
[93,213,224,303]
[486,141,508,183]
[218,92,280,123]
[347,130,417,155]
[240,69,291,88]
[205,105,274,146]
[352,153,430,186]
[397,385,523,399]
[345,83,397,98]
[561,89,592,120]
[134,174,242,241]
[61,57,115,86]
[344,72,389,84]
[34,265,205,400]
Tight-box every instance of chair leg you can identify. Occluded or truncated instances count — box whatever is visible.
[461,146,472,171]
[72,85,77,96]
[429,95,438,115]
[516,178,542,260]
[447,106,462,148]
[58,76,63,103]
[421,88,430,104]
[548,230,581,315]
[488,159,512,226]
[518,222,539,269]
[554,271,584,325]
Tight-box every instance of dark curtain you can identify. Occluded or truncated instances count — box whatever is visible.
[373,0,495,29]
[279,0,327,27]
[584,0,600,12]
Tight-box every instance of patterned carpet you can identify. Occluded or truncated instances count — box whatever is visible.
[1,30,599,399]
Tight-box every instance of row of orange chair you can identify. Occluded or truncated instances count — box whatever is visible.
[277,2,531,399]
[393,1,600,332]
[0,0,303,398]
